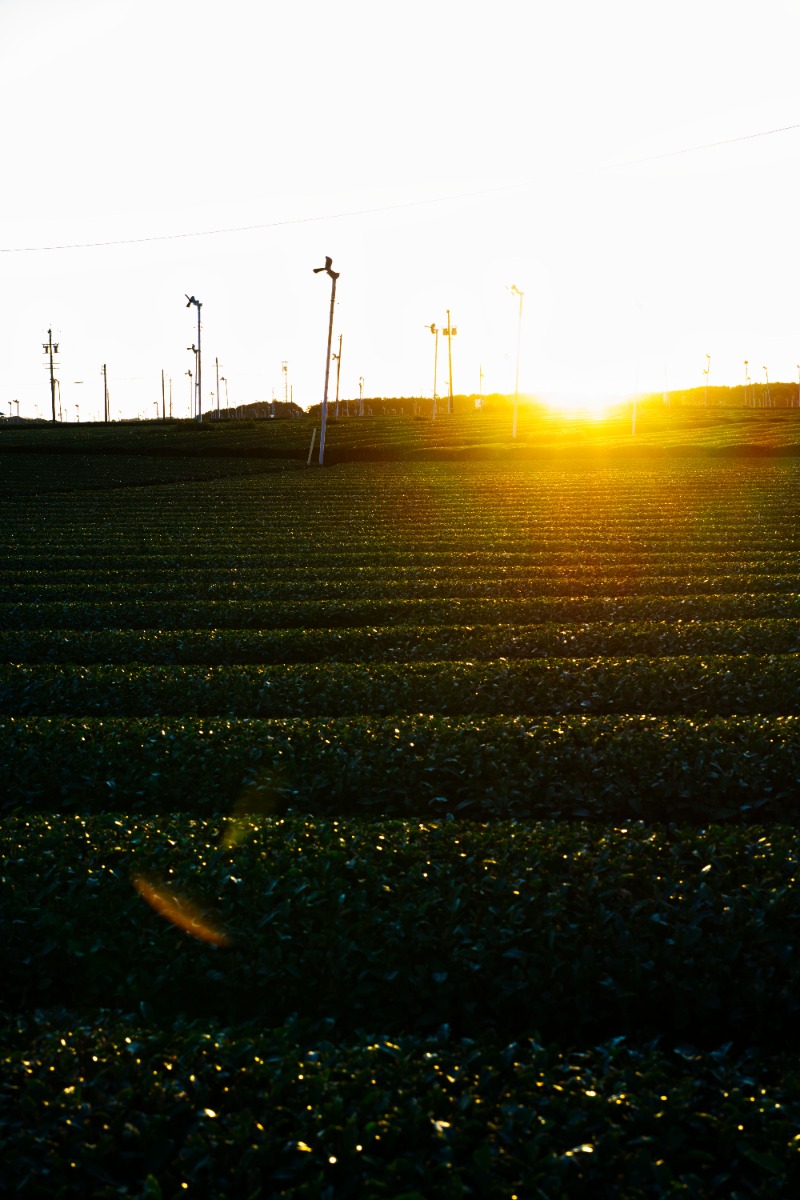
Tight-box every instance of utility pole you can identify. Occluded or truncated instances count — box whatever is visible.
[185,295,202,421]
[103,364,109,423]
[359,376,364,415]
[42,329,59,422]
[510,286,524,439]
[763,365,771,407]
[313,256,339,466]
[427,323,439,419]
[215,356,220,418]
[187,345,198,415]
[333,334,343,419]
[161,369,166,420]
[282,360,289,416]
[443,310,457,414]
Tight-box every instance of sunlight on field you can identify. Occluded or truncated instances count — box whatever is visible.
[537,388,625,420]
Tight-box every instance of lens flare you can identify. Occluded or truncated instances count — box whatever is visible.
[132,873,230,947]
[221,771,282,849]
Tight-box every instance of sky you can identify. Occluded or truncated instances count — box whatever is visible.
[2,0,800,421]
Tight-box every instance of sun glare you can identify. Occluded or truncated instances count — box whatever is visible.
[538,389,623,420]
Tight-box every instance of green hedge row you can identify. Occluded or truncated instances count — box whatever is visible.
[5,572,799,604]
[3,591,800,630]
[1,654,799,718]
[2,1010,798,1198]
[2,619,798,665]
[5,538,800,568]
[1,712,798,821]
[3,817,800,1046]
[7,548,800,575]
[0,452,296,496]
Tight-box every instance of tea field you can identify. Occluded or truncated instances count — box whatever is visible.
[2,414,800,1196]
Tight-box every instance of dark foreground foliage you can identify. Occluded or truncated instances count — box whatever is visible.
[3,816,800,1048]
[3,1010,800,1200]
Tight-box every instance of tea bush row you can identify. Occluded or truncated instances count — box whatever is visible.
[2,1009,798,1199]
[3,816,800,1048]
[6,572,800,606]
[1,713,798,821]
[2,619,798,666]
[4,591,800,631]
[8,548,800,577]
[1,654,799,718]
[6,538,800,570]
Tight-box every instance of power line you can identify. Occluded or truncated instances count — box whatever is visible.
[0,184,524,254]
[611,121,800,168]
[2,120,798,255]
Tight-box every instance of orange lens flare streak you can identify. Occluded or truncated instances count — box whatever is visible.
[132,873,230,947]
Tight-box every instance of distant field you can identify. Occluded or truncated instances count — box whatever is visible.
[3,417,800,1196]
[3,401,800,465]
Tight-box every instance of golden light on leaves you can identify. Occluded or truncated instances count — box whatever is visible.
[132,873,230,947]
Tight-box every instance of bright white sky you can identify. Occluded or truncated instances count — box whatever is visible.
[2,0,800,420]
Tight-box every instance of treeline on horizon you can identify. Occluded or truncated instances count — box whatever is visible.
[5,385,799,427]
[302,383,800,417]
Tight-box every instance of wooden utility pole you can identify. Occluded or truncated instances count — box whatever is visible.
[161,369,166,420]
[443,310,457,414]
[313,257,340,466]
[427,323,439,419]
[333,333,343,419]
[43,329,58,422]
[510,286,524,440]
[185,295,202,421]
[103,364,109,422]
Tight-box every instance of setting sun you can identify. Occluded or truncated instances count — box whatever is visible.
[536,389,626,420]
